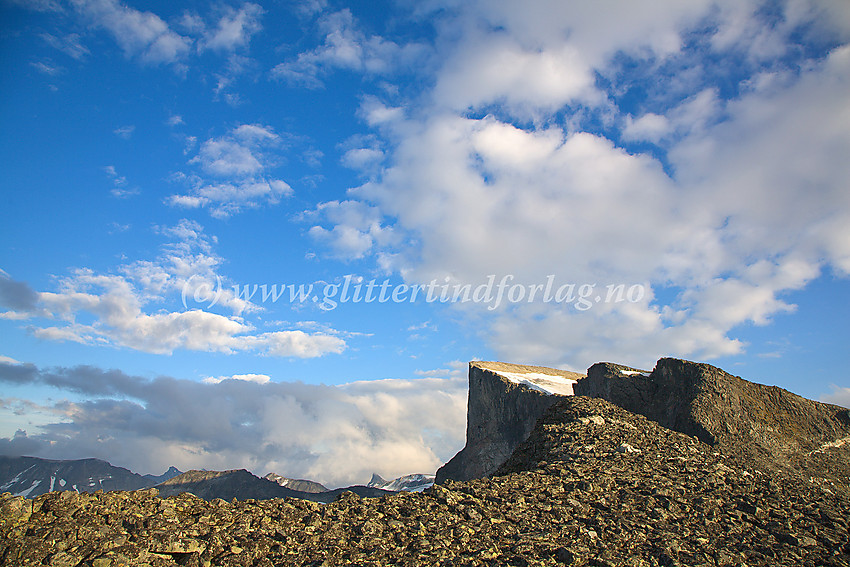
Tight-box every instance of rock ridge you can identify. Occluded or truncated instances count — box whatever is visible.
[156,469,393,504]
[263,473,328,494]
[574,357,850,492]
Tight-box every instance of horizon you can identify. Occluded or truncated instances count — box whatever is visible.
[1,0,849,488]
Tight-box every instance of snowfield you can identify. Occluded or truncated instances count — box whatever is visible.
[495,371,577,396]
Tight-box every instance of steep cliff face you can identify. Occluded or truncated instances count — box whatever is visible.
[574,357,850,490]
[435,361,583,484]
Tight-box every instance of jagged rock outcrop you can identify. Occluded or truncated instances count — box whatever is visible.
[3,395,848,567]
[575,357,850,493]
[435,361,584,484]
[440,357,850,492]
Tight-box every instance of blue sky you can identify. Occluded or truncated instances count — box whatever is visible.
[1,0,849,487]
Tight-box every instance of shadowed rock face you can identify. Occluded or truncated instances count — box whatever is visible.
[435,361,584,484]
[574,357,850,492]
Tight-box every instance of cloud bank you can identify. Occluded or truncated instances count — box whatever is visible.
[0,360,468,487]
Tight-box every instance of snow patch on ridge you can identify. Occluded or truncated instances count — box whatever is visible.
[0,464,36,491]
[495,371,577,396]
[13,480,41,497]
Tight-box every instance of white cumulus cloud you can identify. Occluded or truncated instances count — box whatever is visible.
[7,220,346,358]
[821,387,850,410]
[203,374,271,385]
[169,124,294,217]
[271,8,429,89]
[201,3,264,52]
[70,0,192,66]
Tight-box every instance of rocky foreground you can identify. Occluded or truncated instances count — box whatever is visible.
[3,396,849,567]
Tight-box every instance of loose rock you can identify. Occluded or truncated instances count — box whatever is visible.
[3,397,849,566]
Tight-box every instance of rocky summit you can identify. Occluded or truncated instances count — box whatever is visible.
[1,358,849,566]
[2,401,848,566]
[574,358,850,495]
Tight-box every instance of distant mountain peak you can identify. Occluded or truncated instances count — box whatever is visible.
[368,473,387,486]
[0,455,168,497]
[142,466,183,485]
[263,473,328,494]
[367,473,434,492]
